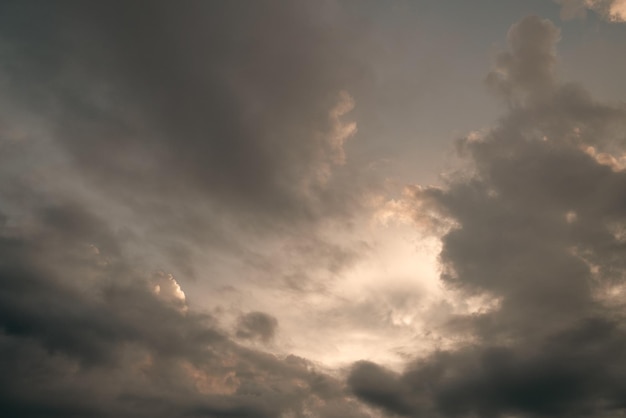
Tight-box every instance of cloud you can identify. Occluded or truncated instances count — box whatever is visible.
[0,0,380,296]
[556,0,626,22]
[152,272,187,312]
[0,0,383,380]
[4,1,625,417]
[0,189,377,417]
[349,15,626,417]
[351,321,626,417]
[348,361,415,416]
[236,312,279,343]
[0,2,379,416]
[0,0,368,225]
[485,16,560,103]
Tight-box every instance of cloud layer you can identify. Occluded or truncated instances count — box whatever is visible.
[349,15,626,418]
[0,168,373,418]
[2,2,626,418]
[0,1,376,416]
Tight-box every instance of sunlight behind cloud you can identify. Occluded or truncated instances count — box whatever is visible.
[3,3,626,417]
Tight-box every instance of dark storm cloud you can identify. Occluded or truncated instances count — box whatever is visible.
[348,361,415,416]
[0,191,373,417]
[0,0,377,290]
[236,312,279,343]
[351,320,626,417]
[0,2,377,416]
[349,15,626,417]
[0,0,367,225]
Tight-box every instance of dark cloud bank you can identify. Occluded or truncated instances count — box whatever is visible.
[349,15,626,418]
[0,1,372,417]
[0,0,364,218]
[1,2,626,418]
[0,0,372,284]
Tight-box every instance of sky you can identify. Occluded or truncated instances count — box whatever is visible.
[1,1,626,417]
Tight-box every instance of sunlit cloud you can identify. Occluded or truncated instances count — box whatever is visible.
[1,2,626,417]
[557,0,626,21]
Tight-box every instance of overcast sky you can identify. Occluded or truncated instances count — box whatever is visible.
[1,1,626,417]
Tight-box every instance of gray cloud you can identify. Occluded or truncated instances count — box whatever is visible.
[236,312,279,343]
[0,0,379,293]
[0,190,375,417]
[0,0,368,224]
[485,16,560,103]
[349,15,626,418]
[351,320,626,417]
[0,1,380,416]
[3,1,626,417]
